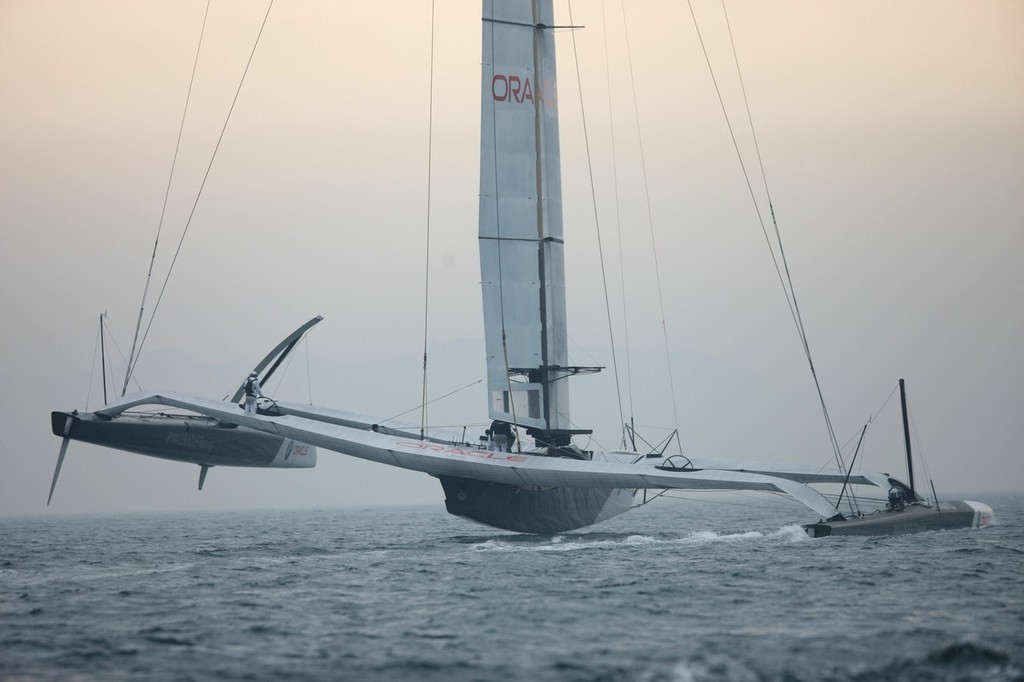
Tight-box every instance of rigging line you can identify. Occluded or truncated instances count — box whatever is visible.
[103,316,143,394]
[720,0,818,389]
[620,1,682,453]
[600,0,635,447]
[266,337,298,396]
[84,317,102,411]
[123,0,276,395]
[723,1,847,475]
[682,1,796,331]
[121,0,212,398]
[835,424,868,516]
[721,0,805,353]
[721,0,773,223]
[567,0,626,434]
[566,334,605,370]
[658,492,802,511]
[500,339,522,453]
[685,0,846,474]
[811,382,899,475]
[420,0,436,440]
[552,405,615,454]
[381,378,484,425]
[906,400,935,501]
[304,335,312,405]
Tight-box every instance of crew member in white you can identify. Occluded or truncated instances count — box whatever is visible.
[243,371,262,414]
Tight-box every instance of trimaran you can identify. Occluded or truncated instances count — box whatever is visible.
[50,1,992,537]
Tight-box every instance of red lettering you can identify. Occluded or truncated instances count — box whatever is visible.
[492,74,508,102]
[508,76,521,102]
[492,73,539,105]
[396,440,529,464]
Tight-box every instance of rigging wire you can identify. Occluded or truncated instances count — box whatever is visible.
[122,0,212,397]
[686,0,846,475]
[84,318,103,411]
[599,0,636,448]
[123,0,276,394]
[304,334,313,405]
[382,378,484,425]
[620,1,683,453]
[906,399,937,503]
[812,381,899,476]
[566,0,626,435]
[104,316,142,395]
[420,0,436,440]
[656,491,806,512]
[265,338,299,397]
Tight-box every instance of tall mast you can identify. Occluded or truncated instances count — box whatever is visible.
[100,313,109,405]
[899,378,915,494]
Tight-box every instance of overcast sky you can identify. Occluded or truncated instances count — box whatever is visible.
[1,1,1021,518]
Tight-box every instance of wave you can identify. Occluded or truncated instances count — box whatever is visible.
[860,641,1020,682]
[635,641,1020,682]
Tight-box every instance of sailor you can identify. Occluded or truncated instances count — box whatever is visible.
[887,484,905,512]
[242,371,262,414]
[489,421,515,452]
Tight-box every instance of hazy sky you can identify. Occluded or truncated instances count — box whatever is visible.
[1,1,1021,518]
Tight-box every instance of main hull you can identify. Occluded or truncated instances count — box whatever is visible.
[439,476,636,534]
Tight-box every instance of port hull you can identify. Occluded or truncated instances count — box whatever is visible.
[50,411,314,468]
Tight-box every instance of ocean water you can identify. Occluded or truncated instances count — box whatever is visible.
[2,493,1022,682]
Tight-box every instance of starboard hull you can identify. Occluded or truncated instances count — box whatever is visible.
[439,476,636,534]
[803,500,994,538]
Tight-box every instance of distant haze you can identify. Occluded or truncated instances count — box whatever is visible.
[1,1,1021,516]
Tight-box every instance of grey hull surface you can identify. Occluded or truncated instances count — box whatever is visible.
[803,500,992,538]
[50,411,300,468]
[439,476,636,534]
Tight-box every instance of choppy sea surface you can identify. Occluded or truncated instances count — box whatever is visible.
[2,492,1022,681]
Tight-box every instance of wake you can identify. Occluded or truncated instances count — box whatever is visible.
[469,524,809,552]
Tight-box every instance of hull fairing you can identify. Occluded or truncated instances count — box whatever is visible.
[439,476,635,534]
